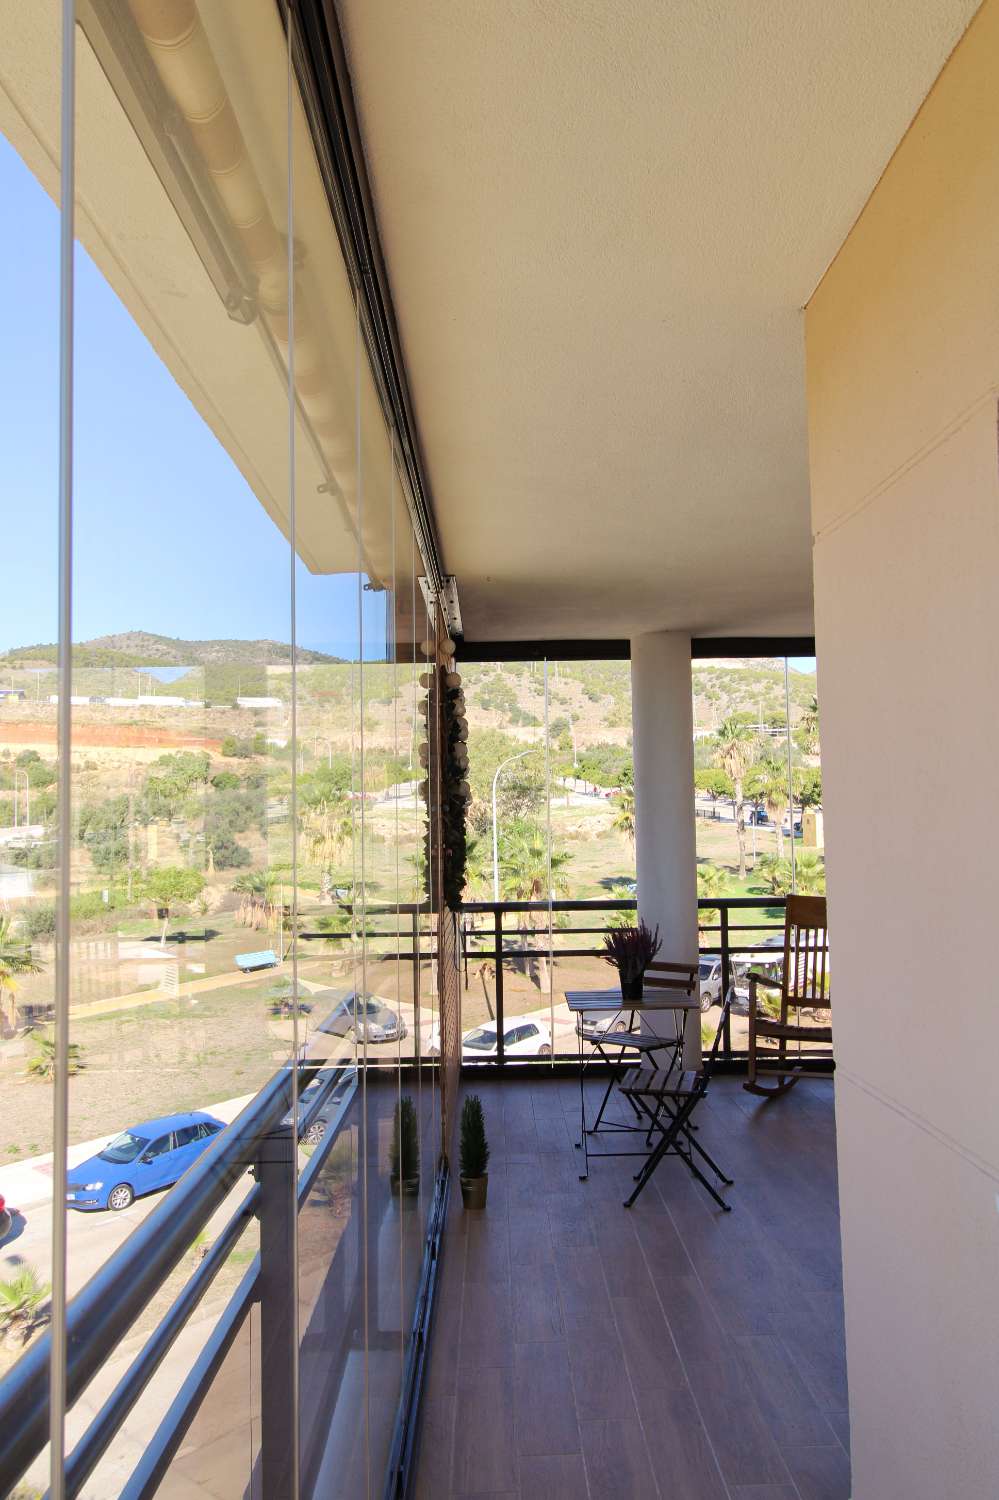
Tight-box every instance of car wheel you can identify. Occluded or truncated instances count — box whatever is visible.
[700,989,715,1013]
[304,1121,326,1147]
[538,1043,552,1058]
[107,1183,134,1212]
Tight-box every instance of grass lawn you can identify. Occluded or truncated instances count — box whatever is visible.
[1,975,323,1161]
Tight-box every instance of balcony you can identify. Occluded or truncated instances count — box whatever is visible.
[416,1070,848,1500]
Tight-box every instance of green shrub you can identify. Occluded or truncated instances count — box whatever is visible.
[389,1096,419,1183]
[21,904,56,940]
[459,1095,489,1179]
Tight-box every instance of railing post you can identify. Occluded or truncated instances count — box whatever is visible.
[720,902,732,1058]
[257,1118,297,1499]
[494,905,505,1064]
[412,906,421,1049]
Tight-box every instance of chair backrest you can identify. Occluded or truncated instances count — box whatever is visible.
[782,895,829,1009]
[643,959,698,995]
[701,990,733,1079]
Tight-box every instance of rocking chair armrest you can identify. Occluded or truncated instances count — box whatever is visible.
[747,970,782,990]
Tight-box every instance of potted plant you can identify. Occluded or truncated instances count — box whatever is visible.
[602,919,662,1000]
[389,1096,420,1196]
[459,1094,489,1209]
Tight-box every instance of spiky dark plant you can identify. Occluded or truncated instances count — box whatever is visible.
[602,919,661,983]
[459,1095,489,1179]
[389,1095,419,1184]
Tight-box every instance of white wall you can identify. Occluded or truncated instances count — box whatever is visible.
[806,4,999,1494]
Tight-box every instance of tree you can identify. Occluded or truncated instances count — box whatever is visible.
[798,767,822,808]
[142,866,206,945]
[696,862,730,940]
[140,751,211,822]
[755,850,825,897]
[0,1264,50,1343]
[78,796,130,878]
[498,819,572,993]
[799,694,820,755]
[747,754,793,859]
[611,767,635,843]
[694,768,734,802]
[714,718,756,879]
[300,791,353,896]
[26,1032,84,1080]
[232,869,287,932]
[465,729,545,835]
[499,819,573,903]
[575,744,632,789]
[0,915,42,1036]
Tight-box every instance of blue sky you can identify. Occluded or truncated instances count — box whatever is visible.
[0,134,366,659]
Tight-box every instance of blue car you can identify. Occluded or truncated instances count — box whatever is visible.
[66,1111,225,1212]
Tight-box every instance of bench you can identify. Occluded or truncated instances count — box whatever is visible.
[235,949,279,973]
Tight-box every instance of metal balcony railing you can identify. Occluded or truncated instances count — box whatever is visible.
[0,1003,447,1500]
[456,896,791,1063]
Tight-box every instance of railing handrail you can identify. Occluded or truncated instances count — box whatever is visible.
[0,1031,343,1491]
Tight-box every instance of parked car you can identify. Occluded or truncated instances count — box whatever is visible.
[698,956,725,1011]
[426,1016,552,1059]
[320,991,408,1044]
[284,1068,357,1146]
[65,1111,225,1212]
[698,956,752,1012]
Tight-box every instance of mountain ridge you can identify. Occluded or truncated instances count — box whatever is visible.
[1,632,342,667]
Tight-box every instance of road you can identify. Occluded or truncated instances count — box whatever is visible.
[1,1174,255,1297]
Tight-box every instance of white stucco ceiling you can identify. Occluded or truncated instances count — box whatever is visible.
[337,0,979,641]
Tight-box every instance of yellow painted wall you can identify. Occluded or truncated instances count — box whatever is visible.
[806,3,999,1495]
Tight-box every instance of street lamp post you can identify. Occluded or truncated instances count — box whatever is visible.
[491,748,536,903]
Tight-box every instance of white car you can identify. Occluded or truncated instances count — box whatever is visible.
[425,1016,552,1059]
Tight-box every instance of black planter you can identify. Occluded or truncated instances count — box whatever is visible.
[620,975,643,1001]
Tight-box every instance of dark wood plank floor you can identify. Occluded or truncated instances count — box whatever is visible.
[415,1074,849,1500]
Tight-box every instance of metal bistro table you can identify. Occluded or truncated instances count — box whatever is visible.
[567,988,702,1181]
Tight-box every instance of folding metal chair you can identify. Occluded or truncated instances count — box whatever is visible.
[581,959,699,1135]
[620,992,734,1211]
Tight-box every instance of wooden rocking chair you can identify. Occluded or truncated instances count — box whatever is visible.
[745,894,831,1097]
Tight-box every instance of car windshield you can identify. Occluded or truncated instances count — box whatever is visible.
[98,1131,149,1164]
[464,1028,496,1051]
[698,960,715,977]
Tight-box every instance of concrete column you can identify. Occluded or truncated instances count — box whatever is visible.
[630,631,699,1065]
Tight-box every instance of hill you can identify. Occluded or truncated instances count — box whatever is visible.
[1,632,342,668]
[455,656,816,748]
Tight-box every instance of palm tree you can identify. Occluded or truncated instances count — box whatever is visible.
[25,1032,84,1080]
[800,694,820,755]
[300,792,352,896]
[231,870,285,931]
[499,819,572,994]
[751,754,792,859]
[0,1264,50,1343]
[696,862,730,943]
[0,915,42,1037]
[611,777,635,843]
[756,850,825,897]
[499,819,572,902]
[715,719,755,879]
